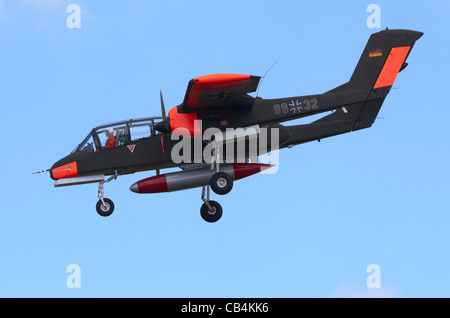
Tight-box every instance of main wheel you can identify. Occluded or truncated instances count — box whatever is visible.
[210,172,233,195]
[200,200,223,223]
[96,198,115,217]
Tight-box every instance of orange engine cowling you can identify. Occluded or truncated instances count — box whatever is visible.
[168,107,201,137]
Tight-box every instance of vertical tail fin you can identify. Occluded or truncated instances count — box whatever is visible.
[330,29,423,94]
[328,29,423,130]
[349,29,423,92]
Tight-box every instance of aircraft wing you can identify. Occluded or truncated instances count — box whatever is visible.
[178,73,261,113]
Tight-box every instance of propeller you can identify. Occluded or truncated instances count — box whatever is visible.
[155,90,171,133]
[160,90,167,120]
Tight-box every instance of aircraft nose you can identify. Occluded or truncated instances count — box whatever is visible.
[50,161,78,180]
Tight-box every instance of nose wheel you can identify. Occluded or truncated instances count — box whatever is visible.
[95,172,118,217]
[96,198,114,217]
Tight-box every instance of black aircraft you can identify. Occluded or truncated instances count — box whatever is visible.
[37,29,422,222]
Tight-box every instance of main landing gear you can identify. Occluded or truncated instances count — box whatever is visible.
[199,143,233,223]
[200,185,223,223]
[95,172,118,217]
[210,171,233,195]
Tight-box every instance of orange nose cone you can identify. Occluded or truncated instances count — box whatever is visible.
[51,162,78,180]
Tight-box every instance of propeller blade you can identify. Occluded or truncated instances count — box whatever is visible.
[160,90,167,120]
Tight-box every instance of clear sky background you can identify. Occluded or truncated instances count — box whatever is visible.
[0,0,449,297]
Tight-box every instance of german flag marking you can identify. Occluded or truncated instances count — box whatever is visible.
[369,49,382,58]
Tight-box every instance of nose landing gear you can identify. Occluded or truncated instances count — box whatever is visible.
[95,172,119,217]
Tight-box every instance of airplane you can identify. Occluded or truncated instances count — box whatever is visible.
[36,29,422,222]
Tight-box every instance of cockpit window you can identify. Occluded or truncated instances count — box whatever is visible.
[74,133,96,153]
[96,124,129,149]
[130,121,152,141]
[72,117,163,153]
[115,126,131,146]
[97,127,115,149]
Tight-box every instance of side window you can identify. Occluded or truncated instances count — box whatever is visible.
[130,124,152,141]
[115,127,130,146]
[89,120,157,151]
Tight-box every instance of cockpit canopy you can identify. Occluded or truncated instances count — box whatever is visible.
[73,117,164,153]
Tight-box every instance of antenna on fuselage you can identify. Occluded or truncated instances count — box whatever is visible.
[256,59,278,98]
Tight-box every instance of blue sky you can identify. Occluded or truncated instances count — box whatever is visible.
[0,0,449,297]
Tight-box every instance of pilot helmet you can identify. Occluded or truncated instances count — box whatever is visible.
[105,128,115,136]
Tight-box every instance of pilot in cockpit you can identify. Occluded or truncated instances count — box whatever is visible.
[104,128,117,149]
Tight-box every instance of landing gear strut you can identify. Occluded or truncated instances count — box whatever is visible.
[95,171,118,217]
[200,185,223,223]
[198,142,232,222]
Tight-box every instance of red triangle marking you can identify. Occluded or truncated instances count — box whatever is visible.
[127,145,136,153]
